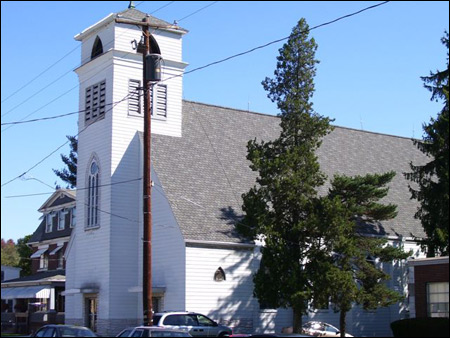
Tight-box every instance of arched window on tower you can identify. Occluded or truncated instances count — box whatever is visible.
[91,36,103,59]
[149,35,161,55]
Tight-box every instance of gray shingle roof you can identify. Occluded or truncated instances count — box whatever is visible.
[152,101,428,243]
[116,8,187,33]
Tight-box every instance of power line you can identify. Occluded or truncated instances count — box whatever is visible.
[4,177,143,199]
[3,1,390,128]
[175,1,219,23]
[1,91,143,126]
[0,0,151,110]
[150,1,175,15]
[1,2,390,186]
[1,90,136,188]
[166,1,390,82]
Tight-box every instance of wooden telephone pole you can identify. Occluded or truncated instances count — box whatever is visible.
[115,12,176,326]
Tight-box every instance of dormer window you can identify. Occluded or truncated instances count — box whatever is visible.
[91,36,103,59]
[45,214,53,233]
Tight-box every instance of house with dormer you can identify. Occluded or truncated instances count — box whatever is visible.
[63,4,431,337]
[1,189,75,333]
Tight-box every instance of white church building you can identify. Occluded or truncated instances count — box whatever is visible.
[64,4,428,337]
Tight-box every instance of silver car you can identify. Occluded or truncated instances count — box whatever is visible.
[116,326,192,337]
[152,312,232,337]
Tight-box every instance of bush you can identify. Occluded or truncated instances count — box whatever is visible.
[391,318,449,337]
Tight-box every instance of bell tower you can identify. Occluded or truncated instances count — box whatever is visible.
[64,6,187,336]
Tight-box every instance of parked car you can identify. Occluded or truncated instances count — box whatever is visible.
[152,311,232,337]
[301,322,353,337]
[230,334,312,337]
[116,326,192,337]
[32,324,98,337]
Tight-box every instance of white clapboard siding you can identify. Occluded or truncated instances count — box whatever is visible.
[185,245,258,331]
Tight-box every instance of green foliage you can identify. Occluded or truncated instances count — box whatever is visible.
[390,318,449,337]
[404,32,449,257]
[16,235,33,276]
[1,238,20,266]
[53,135,78,189]
[239,18,333,332]
[313,172,410,337]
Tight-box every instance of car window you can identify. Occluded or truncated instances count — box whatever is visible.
[163,315,198,326]
[131,329,145,337]
[151,331,191,337]
[325,325,338,333]
[118,329,133,337]
[197,315,215,327]
[35,327,55,337]
[153,315,162,326]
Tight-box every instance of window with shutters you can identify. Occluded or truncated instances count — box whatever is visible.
[128,79,142,116]
[151,84,167,119]
[85,80,106,125]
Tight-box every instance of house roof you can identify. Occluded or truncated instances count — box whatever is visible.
[38,189,76,213]
[1,270,65,286]
[151,101,428,244]
[29,190,75,245]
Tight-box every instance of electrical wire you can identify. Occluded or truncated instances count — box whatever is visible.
[0,0,152,112]
[1,1,390,128]
[175,1,219,23]
[1,90,138,188]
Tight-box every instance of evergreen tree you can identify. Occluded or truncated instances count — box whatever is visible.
[53,135,78,189]
[405,32,449,257]
[16,235,33,276]
[315,172,410,337]
[238,18,333,333]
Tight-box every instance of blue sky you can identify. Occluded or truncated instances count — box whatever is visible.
[1,1,449,241]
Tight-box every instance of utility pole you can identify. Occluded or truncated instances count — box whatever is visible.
[115,13,174,327]
[142,15,153,327]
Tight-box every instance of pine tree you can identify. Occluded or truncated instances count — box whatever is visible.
[315,172,410,337]
[238,18,333,333]
[53,135,78,189]
[405,32,449,257]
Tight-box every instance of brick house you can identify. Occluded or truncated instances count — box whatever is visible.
[408,256,449,318]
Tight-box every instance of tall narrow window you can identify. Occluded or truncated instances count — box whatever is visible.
[91,36,103,59]
[87,160,99,228]
[428,282,449,317]
[85,80,106,125]
[58,209,66,231]
[45,213,53,233]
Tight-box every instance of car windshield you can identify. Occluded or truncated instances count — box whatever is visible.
[60,327,97,337]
